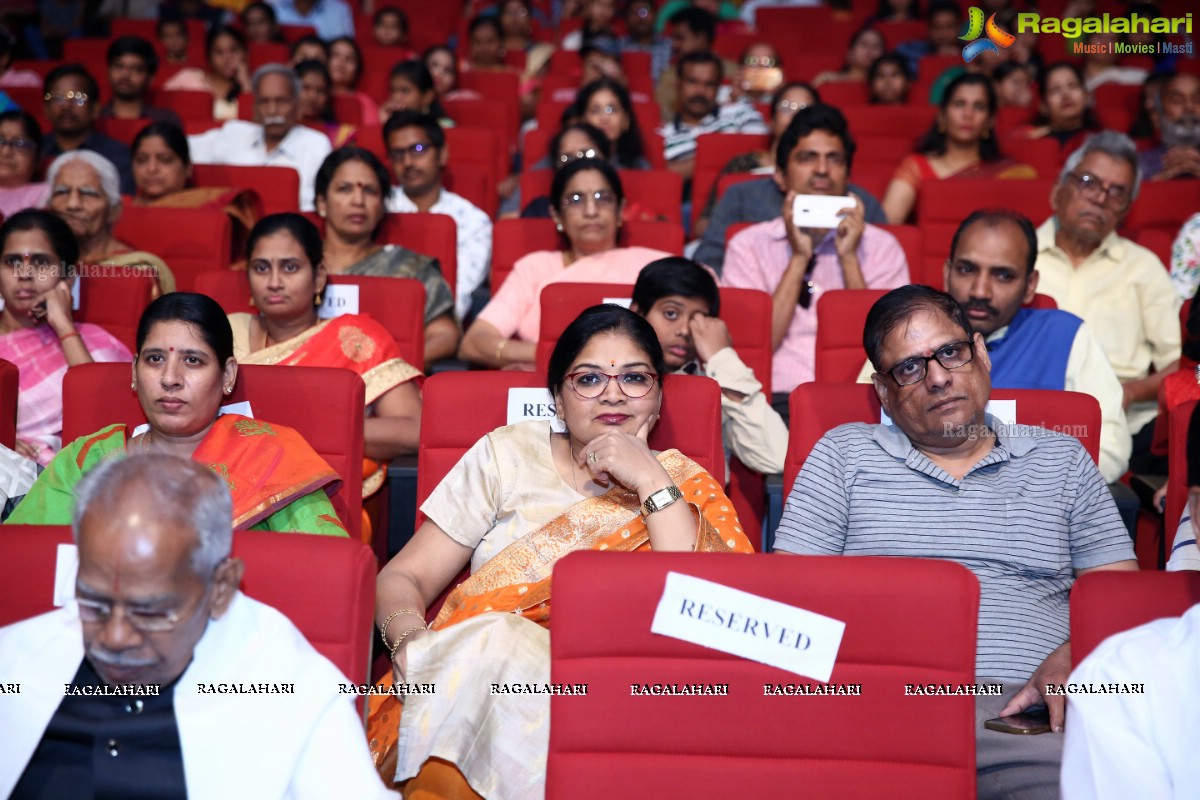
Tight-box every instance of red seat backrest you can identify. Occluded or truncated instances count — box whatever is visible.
[998,136,1060,177]
[192,164,300,216]
[615,169,684,224]
[442,97,517,165]
[491,219,683,293]
[194,271,427,371]
[783,383,1102,499]
[548,551,979,799]
[842,105,937,139]
[298,211,457,302]
[112,205,233,292]
[813,289,889,383]
[247,42,292,72]
[918,179,1054,225]
[879,224,922,283]
[154,89,215,122]
[690,132,771,230]
[75,274,156,353]
[95,117,152,146]
[1124,182,1200,238]
[61,363,365,540]
[1070,570,1200,667]
[0,359,16,450]
[444,126,505,196]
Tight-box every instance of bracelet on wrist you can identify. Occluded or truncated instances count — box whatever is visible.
[58,330,81,345]
[388,625,427,659]
[494,338,508,361]
[378,608,426,647]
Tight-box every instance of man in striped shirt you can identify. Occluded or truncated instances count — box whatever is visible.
[775,285,1137,800]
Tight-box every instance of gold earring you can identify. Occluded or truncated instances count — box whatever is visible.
[318,209,326,218]
[314,294,322,306]
[248,296,255,309]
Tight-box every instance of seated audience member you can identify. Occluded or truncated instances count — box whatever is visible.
[573,77,652,170]
[313,147,458,366]
[693,106,888,273]
[373,6,411,50]
[655,7,726,121]
[0,29,40,88]
[379,61,451,127]
[243,2,286,44]
[506,121,613,219]
[1062,593,1200,795]
[465,15,507,72]
[267,0,354,40]
[499,0,535,53]
[423,45,482,104]
[1080,32,1148,91]
[367,304,752,792]
[295,59,357,148]
[7,292,348,534]
[131,122,262,260]
[155,17,190,66]
[0,210,131,467]
[562,0,618,50]
[188,64,333,211]
[1035,131,1180,471]
[0,111,48,217]
[289,34,329,66]
[163,26,250,122]
[726,43,783,106]
[775,284,1138,798]
[461,158,673,368]
[1139,72,1200,182]
[867,53,910,105]
[384,111,492,321]
[659,50,768,181]
[1165,402,1200,572]
[1017,63,1099,154]
[882,73,1036,224]
[992,62,1033,110]
[0,454,396,799]
[873,0,920,23]
[1171,211,1200,300]
[231,213,422,500]
[100,37,182,127]
[519,42,559,120]
[40,65,134,196]
[632,257,787,474]
[46,150,174,296]
[722,105,910,396]
[894,0,963,75]
[942,209,1131,482]
[328,36,380,128]
[813,26,886,88]
[619,0,672,82]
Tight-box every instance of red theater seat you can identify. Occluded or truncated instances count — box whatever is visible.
[62,363,365,541]
[1124,181,1200,238]
[0,359,16,449]
[691,133,770,230]
[192,164,300,216]
[1164,399,1197,548]
[194,272,426,371]
[814,289,890,383]
[112,205,232,292]
[548,551,980,799]
[1070,570,1200,667]
[918,179,1054,226]
[155,90,217,122]
[75,273,156,354]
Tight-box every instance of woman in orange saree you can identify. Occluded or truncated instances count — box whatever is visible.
[368,305,753,798]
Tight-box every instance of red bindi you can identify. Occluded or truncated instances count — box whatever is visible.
[169,347,174,352]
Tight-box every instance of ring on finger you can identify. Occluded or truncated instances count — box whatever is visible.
[588,451,598,464]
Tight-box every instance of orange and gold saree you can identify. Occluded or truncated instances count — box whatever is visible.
[367,436,752,797]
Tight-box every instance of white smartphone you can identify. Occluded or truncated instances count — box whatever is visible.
[792,194,854,230]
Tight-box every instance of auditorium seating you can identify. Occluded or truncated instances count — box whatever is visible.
[1165,399,1196,552]
[1070,570,1200,667]
[75,273,157,353]
[61,363,366,541]
[112,205,233,292]
[548,551,980,799]
[691,133,771,231]
[192,164,301,216]
[0,525,376,692]
[195,272,427,371]
[0,359,15,450]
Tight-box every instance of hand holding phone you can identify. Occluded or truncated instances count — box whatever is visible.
[792,194,855,231]
[984,707,1052,735]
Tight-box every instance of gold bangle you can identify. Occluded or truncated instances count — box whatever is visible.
[378,609,426,646]
[495,338,508,361]
[388,625,427,659]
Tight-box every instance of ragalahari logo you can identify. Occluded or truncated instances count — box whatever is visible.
[959,7,1016,63]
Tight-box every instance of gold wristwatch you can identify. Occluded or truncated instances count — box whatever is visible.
[641,485,683,517]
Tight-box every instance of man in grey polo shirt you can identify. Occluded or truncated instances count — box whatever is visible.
[775,284,1137,800]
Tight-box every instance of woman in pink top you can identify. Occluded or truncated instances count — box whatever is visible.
[0,111,48,218]
[460,158,671,369]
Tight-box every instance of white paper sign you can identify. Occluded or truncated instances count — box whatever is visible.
[71,279,81,311]
[53,543,79,608]
[651,571,846,682]
[602,297,632,308]
[131,401,254,438]
[881,398,1017,428]
[506,388,566,432]
[319,283,359,318]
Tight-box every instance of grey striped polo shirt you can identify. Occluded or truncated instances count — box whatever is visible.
[774,415,1135,682]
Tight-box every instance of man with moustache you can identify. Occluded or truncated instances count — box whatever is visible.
[1034,131,1179,471]
[0,454,396,799]
[722,103,909,403]
[40,64,134,195]
[188,63,331,211]
[943,210,1131,483]
[776,284,1138,800]
[1139,71,1200,181]
[658,50,766,181]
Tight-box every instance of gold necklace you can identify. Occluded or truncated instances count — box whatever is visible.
[141,429,153,452]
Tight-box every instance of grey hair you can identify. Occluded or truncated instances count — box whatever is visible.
[251,62,301,99]
[46,150,122,211]
[73,454,234,578]
[1058,130,1143,201]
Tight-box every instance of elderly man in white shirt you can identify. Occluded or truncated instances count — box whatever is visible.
[188,64,331,211]
[385,109,492,321]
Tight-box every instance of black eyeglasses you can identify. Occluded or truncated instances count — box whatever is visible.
[1065,171,1131,209]
[388,142,433,161]
[0,136,37,152]
[566,371,657,399]
[883,339,975,386]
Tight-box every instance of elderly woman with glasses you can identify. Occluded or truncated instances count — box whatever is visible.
[461,158,673,368]
[45,150,175,296]
[369,303,751,793]
[0,110,48,217]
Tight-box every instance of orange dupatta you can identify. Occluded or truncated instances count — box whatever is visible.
[193,414,341,530]
[366,450,753,780]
